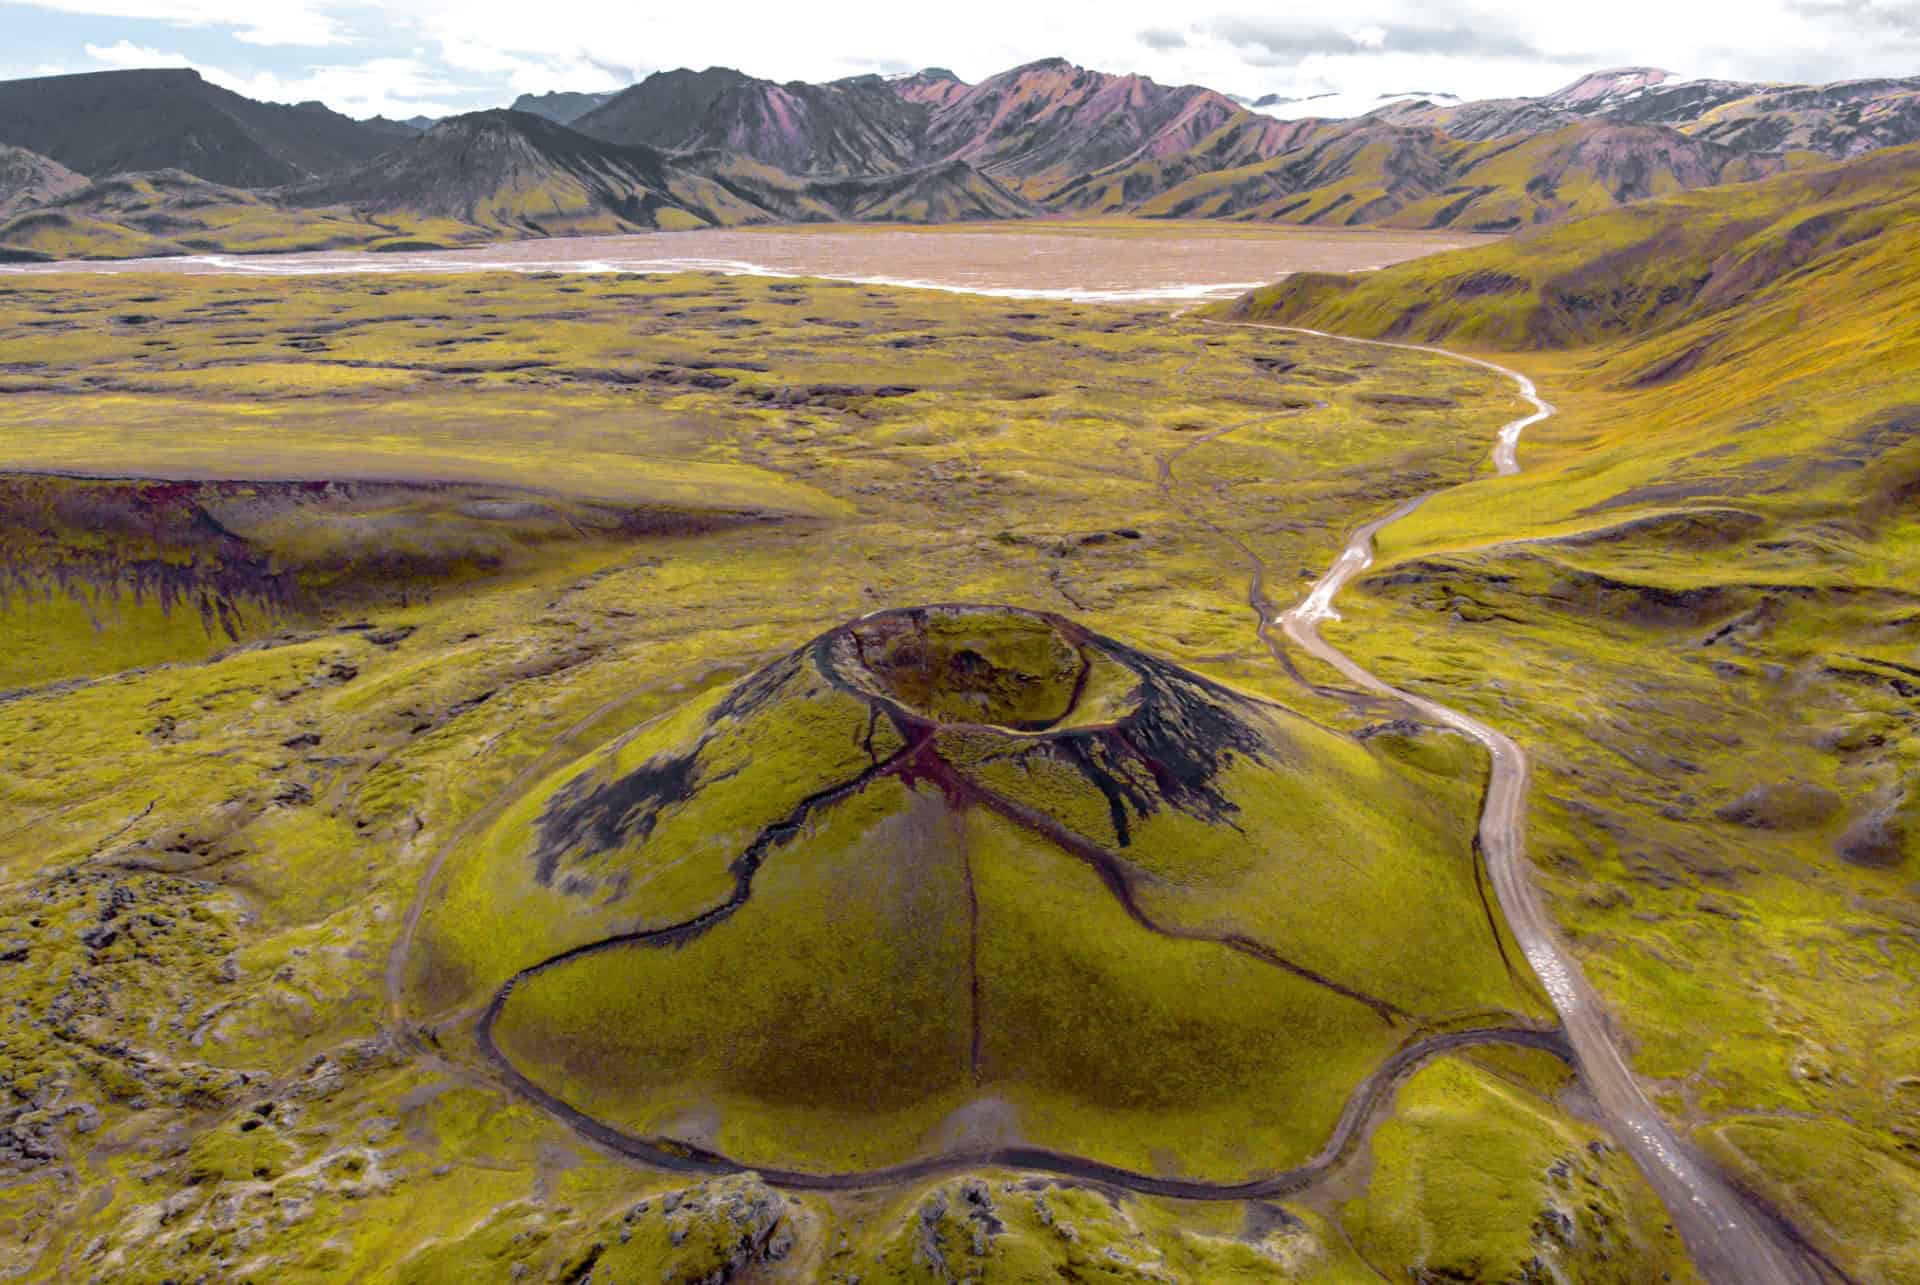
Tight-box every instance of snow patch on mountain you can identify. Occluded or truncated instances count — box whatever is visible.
[1249,88,1461,121]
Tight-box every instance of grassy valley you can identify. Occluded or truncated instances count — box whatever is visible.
[1209,138,1920,1281]
[1,29,1916,1284]
[0,264,1714,1282]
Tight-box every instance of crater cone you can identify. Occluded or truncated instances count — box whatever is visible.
[833,606,1130,730]
[413,605,1543,1180]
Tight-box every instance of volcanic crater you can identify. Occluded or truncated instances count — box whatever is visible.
[420,605,1546,1182]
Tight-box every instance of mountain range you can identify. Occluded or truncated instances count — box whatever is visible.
[0,68,401,188]
[3,60,1920,258]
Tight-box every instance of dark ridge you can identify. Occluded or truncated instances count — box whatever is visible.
[0,67,397,186]
[0,476,299,639]
[509,89,617,126]
[0,474,763,649]
[708,646,807,724]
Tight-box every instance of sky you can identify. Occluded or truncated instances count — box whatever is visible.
[0,0,1916,120]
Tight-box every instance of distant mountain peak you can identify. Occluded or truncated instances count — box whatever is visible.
[21,65,203,88]
[4,51,1920,247]
[427,107,551,135]
[0,65,401,186]
[1548,67,1677,106]
[508,89,618,125]
[1012,57,1081,75]
[889,66,972,110]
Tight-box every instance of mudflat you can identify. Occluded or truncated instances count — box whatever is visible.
[0,220,1492,301]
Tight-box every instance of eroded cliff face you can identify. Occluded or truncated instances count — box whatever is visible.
[0,473,761,690]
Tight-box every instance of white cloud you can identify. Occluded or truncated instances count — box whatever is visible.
[377,0,1920,100]
[81,38,474,117]
[432,33,627,94]
[30,0,348,46]
[209,58,478,116]
[24,0,1920,117]
[84,39,193,67]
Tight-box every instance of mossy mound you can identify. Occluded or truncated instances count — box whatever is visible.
[413,605,1543,1181]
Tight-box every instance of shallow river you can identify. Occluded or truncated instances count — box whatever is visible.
[0,224,1487,302]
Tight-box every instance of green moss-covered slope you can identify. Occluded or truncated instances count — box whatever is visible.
[420,604,1543,1180]
[1207,134,1920,1279]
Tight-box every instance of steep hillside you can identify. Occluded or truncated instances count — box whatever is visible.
[0,144,85,219]
[959,62,1806,226]
[357,115,425,142]
[577,67,931,175]
[0,68,398,186]
[1041,113,1322,211]
[571,67,757,147]
[1111,120,1790,231]
[1213,142,1920,345]
[1660,76,1920,156]
[421,604,1540,1178]
[888,67,970,110]
[578,58,1260,192]
[680,73,932,175]
[779,157,1036,221]
[0,168,439,259]
[283,110,774,235]
[0,110,1037,258]
[923,58,1246,191]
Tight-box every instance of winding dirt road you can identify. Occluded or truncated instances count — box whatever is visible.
[1210,318,1823,1285]
[463,616,1533,1197]
[474,993,1565,1199]
[376,296,1834,1279]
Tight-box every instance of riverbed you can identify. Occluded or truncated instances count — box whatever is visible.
[0,222,1489,302]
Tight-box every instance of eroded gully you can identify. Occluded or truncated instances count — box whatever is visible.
[1203,318,1824,1284]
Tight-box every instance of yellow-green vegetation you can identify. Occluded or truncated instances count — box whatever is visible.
[435,603,1540,1179]
[383,1166,1390,1284]
[1342,1055,1701,1281]
[0,170,483,261]
[0,267,1685,1280]
[1215,139,1920,1280]
[1073,117,1807,231]
[1220,142,1920,347]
